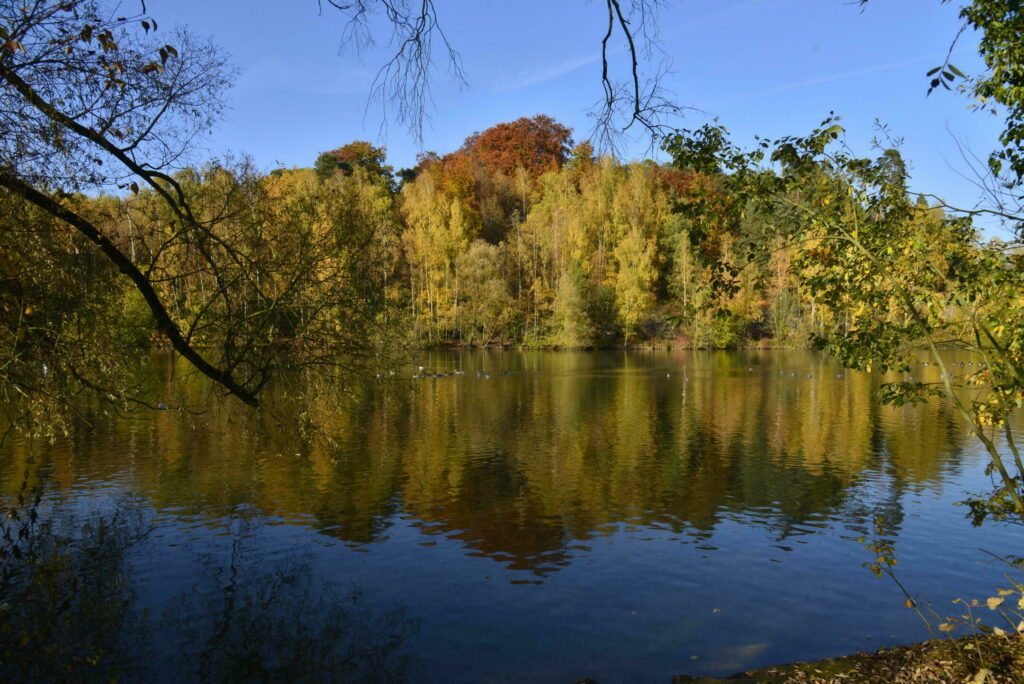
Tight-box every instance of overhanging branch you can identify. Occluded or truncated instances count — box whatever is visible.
[0,172,260,407]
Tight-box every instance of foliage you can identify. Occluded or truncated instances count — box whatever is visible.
[392,129,821,349]
[551,266,594,347]
[0,1,401,416]
[963,0,1024,185]
[661,115,1024,524]
[0,159,399,427]
[856,515,1024,683]
[0,190,156,438]
[315,140,394,188]
[457,115,573,179]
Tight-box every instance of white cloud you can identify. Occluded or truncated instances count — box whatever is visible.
[699,54,940,109]
[234,57,370,97]
[492,53,602,94]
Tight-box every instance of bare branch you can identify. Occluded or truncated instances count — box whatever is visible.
[324,0,467,142]
[321,0,690,153]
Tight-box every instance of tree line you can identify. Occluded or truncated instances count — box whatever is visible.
[1,2,1021,527]
[17,113,965,356]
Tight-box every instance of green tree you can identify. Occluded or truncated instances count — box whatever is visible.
[314,141,394,187]
[666,117,1024,520]
[613,228,657,344]
[962,0,1024,184]
[0,0,266,407]
[551,265,593,348]
[454,240,510,345]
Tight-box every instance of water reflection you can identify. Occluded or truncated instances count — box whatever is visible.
[0,498,417,682]
[0,495,145,682]
[162,510,416,683]
[1,351,975,575]
[0,350,1008,681]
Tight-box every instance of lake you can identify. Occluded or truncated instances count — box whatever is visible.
[1,350,1019,682]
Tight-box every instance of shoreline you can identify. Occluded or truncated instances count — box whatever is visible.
[412,340,802,352]
[672,633,1024,683]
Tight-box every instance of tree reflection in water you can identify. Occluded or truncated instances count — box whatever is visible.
[1,350,1014,681]
[167,509,416,683]
[0,495,417,683]
[1,494,145,681]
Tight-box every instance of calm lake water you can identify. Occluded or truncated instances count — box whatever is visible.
[1,350,1020,682]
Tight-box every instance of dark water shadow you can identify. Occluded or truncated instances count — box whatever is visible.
[0,494,418,683]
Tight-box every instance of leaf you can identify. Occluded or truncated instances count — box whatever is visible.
[904,598,915,608]
[823,124,844,139]
[129,182,139,194]
[970,668,992,683]
[926,66,942,77]
[986,596,1004,610]
[141,20,150,33]
[939,622,955,632]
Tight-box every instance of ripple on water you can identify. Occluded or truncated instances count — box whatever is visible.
[0,350,1018,681]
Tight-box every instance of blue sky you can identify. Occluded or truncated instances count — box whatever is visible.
[150,0,1002,218]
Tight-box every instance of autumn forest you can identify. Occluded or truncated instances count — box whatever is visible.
[6,113,972,370]
[3,0,1024,681]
